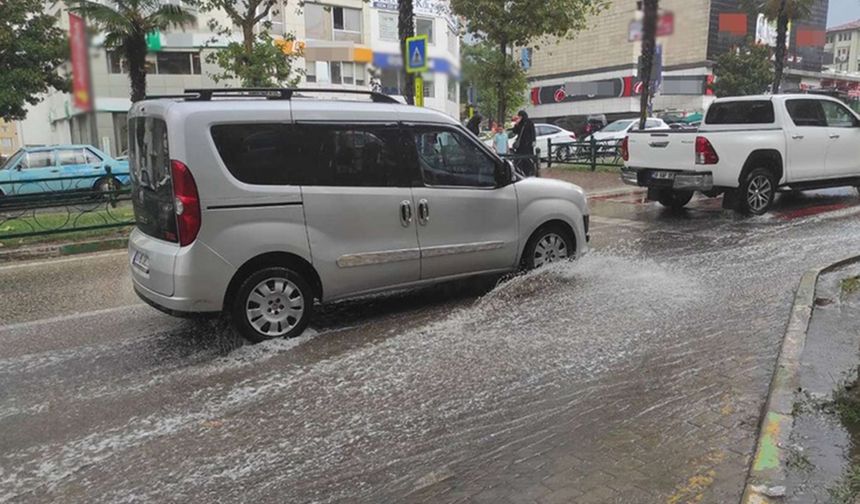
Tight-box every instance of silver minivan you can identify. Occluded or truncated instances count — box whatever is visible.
[127,89,590,342]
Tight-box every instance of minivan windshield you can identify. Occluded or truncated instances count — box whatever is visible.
[602,120,635,132]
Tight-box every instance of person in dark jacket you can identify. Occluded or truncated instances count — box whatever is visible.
[465,113,482,136]
[511,110,536,155]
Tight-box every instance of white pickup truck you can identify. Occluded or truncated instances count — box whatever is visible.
[621,94,860,214]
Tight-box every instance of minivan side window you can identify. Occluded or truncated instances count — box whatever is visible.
[300,125,408,187]
[211,124,302,185]
[410,127,497,188]
[785,100,827,127]
[820,101,859,128]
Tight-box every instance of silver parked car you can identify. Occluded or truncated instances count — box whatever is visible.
[127,89,590,342]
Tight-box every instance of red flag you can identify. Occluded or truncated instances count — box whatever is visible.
[69,13,93,112]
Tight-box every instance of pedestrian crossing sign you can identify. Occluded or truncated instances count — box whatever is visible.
[405,35,429,73]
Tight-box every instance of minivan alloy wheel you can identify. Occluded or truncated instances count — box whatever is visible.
[533,233,569,267]
[245,277,304,337]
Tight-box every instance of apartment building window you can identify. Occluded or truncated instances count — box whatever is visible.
[107,50,200,75]
[422,74,435,98]
[447,26,458,55]
[379,11,398,41]
[416,18,434,44]
[333,6,361,42]
[305,3,327,40]
[380,68,402,95]
[447,78,457,102]
[306,61,366,86]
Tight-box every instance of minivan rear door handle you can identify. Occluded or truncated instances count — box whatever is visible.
[417,199,429,225]
[399,200,413,227]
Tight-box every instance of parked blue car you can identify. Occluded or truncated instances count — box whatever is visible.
[0,145,130,196]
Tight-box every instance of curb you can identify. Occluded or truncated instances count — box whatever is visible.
[0,237,128,263]
[741,254,860,503]
[587,186,646,200]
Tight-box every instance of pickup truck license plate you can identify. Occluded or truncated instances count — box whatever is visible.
[132,250,150,274]
[651,171,675,180]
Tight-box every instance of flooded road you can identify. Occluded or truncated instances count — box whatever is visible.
[3,188,860,503]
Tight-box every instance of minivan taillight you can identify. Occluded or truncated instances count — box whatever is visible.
[171,160,201,246]
[695,136,719,165]
[621,136,629,161]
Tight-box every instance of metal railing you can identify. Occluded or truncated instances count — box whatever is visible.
[501,148,542,177]
[0,172,133,240]
[545,137,624,170]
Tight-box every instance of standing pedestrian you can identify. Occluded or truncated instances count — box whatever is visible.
[492,122,508,156]
[511,110,536,155]
[511,110,537,175]
[466,113,482,137]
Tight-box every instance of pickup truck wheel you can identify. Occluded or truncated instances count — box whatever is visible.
[656,189,694,209]
[523,223,575,270]
[230,266,313,343]
[740,168,776,215]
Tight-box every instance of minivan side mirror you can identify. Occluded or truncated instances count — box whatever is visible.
[495,160,513,187]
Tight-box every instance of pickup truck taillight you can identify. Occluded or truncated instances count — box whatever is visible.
[171,160,201,247]
[695,136,719,165]
[621,136,629,161]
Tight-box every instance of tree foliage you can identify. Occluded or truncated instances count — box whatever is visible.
[451,0,606,123]
[461,42,526,124]
[712,42,774,97]
[740,0,815,93]
[198,0,302,87]
[71,0,195,102]
[0,0,69,120]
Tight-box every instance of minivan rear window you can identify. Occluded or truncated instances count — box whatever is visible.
[705,100,775,124]
[129,117,178,242]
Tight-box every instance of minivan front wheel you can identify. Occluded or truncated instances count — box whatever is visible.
[231,267,313,343]
[523,224,575,270]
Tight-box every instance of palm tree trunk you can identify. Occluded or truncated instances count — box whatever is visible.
[398,0,415,104]
[772,0,788,94]
[127,34,148,103]
[639,0,658,130]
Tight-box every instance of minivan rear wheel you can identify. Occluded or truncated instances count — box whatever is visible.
[231,266,313,343]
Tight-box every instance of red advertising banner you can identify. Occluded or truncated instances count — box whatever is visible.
[68,13,92,112]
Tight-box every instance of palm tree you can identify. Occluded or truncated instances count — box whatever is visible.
[741,0,814,93]
[638,0,658,129]
[70,0,196,102]
[398,0,415,104]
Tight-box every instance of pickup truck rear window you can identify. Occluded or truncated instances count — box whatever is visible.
[705,101,775,124]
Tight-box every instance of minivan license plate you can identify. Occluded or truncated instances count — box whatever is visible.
[132,250,150,274]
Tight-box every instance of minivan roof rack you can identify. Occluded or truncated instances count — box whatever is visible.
[181,88,401,104]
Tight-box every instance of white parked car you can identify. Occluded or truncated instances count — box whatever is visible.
[621,94,860,214]
[484,123,577,160]
[127,89,590,342]
[586,118,669,152]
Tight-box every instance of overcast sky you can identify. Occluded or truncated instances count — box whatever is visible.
[828,0,860,27]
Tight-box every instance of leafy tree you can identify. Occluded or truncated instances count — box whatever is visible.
[638,0,658,129]
[712,41,774,97]
[71,0,196,103]
[461,41,526,125]
[451,0,606,123]
[741,0,815,93]
[398,0,416,104]
[197,0,302,87]
[0,0,69,120]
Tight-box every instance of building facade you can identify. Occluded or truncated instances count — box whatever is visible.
[824,20,860,74]
[524,0,828,124]
[20,0,460,154]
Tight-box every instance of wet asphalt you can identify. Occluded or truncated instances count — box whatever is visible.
[3,188,860,503]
